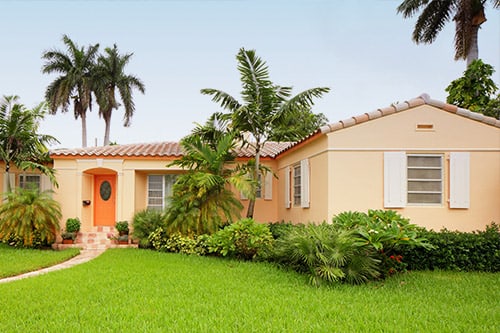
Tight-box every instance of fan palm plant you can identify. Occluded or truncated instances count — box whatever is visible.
[93,44,145,146]
[0,188,61,247]
[42,35,99,147]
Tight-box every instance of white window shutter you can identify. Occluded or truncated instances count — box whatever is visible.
[300,159,310,208]
[284,166,291,208]
[3,173,15,193]
[264,171,273,200]
[41,174,52,192]
[384,152,406,208]
[450,152,470,208]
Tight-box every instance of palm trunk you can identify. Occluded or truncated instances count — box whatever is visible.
[81,112,88,148]
[103,113,112,146]
[246,143,260,219]
[466,25,479,67]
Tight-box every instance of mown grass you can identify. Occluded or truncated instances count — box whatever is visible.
[0,248,498,332]
[0,243,80,278]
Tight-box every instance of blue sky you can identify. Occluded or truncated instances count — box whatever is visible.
[0,0,498,148]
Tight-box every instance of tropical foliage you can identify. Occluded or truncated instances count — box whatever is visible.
[0,188,61,247]
[0,96,59,190]
[164,130,249,235]
[270,223,381,285]
[131,209,166,248]
[93,44,145,145]
[397,0,500,65]
[201,48,330,218]
[445,59,500,119]
[42,35,99,147]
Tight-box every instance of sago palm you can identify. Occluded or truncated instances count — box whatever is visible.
[397,0,500,65]
[42,35,99,147]
[93,44,145,146]
[201,48,330,218]
[0,188,61,247]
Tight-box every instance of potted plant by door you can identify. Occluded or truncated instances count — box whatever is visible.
[61,217,81,244]
[115,221,129,244]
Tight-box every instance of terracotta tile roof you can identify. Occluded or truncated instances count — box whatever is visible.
[318,93,500,135]
[50,141,293,159]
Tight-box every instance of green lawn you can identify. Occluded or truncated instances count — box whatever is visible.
[0,248,498,332]
[0,243,80,278]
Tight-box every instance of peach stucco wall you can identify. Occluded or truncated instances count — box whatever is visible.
[318,105,500,231]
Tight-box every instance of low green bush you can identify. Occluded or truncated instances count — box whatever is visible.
[206,218,274,260]
[132,209,166,248]
[148,227,207,255]
[269,223,380,285]
[400,223,500,272]
[267,221,300,239]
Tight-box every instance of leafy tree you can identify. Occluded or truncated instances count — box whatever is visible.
[0,188,61,247]
[269,108,328,142]
[93,44,145,146]
[201,48,330,218]
[397,0,500,65]
[42,35,99,147]
[445,59,500,119]
[0,96,59,191]
[165,130,250,235]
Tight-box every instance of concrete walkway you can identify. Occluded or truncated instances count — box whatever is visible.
[0,249,105,284]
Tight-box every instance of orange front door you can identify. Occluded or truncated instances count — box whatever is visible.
[94,175,116,226]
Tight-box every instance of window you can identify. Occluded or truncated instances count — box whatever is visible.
[293,164,301,206]
[241,171,273,200]
[384,152,469,208]
[407,155,443,204]
[147,174,177,210]
[19,174,41,190]
[255,174,262,199]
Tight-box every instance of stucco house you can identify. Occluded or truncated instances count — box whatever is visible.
[3,94,498,248]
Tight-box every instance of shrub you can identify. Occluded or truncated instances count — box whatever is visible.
[400,223,500,272]
[269,223,380,285]
[332,210,433,276]
[268,221,299,239]
[0,188,61,247]
[65,218,80,233]
[115,221,129,235]
[132,209,166,248]
[206,218,274,260]
[148,227,208,255]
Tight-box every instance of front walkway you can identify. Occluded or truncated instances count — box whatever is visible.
[0,249,105,284]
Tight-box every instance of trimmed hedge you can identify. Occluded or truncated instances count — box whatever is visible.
[400,223,500,272]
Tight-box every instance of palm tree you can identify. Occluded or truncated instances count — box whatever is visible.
[93,44,145,146]
[42,35,99,147]
[397,0,500,65]
[166,130,250,235]
[0,96,59,191]
[0,188,61,247]
[201,48,330,218]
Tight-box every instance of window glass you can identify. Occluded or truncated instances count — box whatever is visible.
[407,155,442,205]
[293,165,301,206]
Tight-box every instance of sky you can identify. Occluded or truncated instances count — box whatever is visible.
[0,0,498,149]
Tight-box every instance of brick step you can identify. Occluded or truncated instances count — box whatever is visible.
[58,226,136,250]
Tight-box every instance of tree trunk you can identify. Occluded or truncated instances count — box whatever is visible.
[246,143,260,219]
[81,112,87,148]
[466,24,479,67]
[103,112,112,146]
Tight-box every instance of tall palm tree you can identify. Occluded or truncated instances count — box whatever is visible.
[93,44,145,146]
[397,0,500,65]
[201,48,330,218]
[0,96,59,191]
[42,35,99,147]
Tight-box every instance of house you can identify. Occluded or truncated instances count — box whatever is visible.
[16,93,497,248]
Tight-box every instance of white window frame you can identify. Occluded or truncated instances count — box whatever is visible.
[147,174,178,210]
[19,174,41,190]
[293,164,301,206]
[407,154,443,206]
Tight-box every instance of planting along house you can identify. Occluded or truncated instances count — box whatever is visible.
[2,94,498,247]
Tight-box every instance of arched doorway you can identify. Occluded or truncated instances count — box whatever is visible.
[93,173,116,227]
